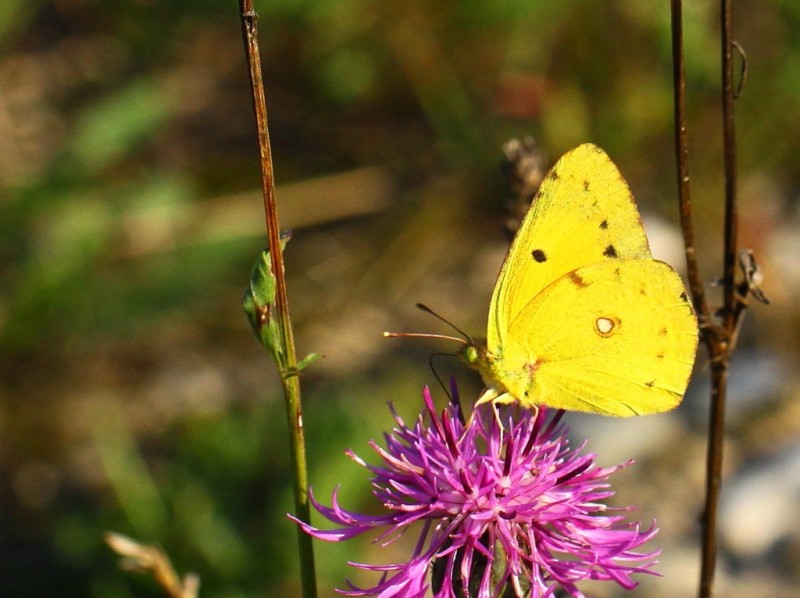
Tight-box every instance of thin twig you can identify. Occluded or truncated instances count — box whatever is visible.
[721,0,739,331]
[696,2,739,596]
[105,532,200,598]
[670,0,709,319]
[238,2,317,597]
[670,2,744,596]
[732,41,748,99]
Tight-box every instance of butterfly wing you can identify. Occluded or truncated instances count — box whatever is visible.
[494,259,698,415]
[487,144,652,350]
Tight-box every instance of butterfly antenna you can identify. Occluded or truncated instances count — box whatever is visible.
[428,352,459,399]
[414,303,472,342]
[382,331,466,343]
[383,304,470,345]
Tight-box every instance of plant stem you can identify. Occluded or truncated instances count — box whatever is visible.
[670,0,709,318]
[697,2,738,596]
[720,0,739,327]
[672,1,742,595]
[238,2,317,597]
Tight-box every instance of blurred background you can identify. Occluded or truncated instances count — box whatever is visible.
[1,1,799,596]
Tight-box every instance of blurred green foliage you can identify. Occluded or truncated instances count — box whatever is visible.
[1,1,799,596]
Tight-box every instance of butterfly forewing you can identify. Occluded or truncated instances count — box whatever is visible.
[487,144,652,350]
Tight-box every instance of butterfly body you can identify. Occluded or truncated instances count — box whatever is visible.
[464,143,698,416]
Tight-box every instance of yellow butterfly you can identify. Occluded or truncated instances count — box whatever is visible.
[461,143,698,416]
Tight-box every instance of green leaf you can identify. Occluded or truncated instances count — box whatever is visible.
[242,235,290,367]
[286,353,323,377]
[249,250,278,308]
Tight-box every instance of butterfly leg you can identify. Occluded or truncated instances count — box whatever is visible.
[475,387,500,406]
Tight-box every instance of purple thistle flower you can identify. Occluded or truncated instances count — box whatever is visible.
[293,383,660,597]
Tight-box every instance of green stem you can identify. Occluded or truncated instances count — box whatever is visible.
[238,2,317,597]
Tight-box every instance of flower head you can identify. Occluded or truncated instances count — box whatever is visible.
[294,383,659,597]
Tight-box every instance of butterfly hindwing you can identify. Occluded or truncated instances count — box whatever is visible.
[494,259,698,415]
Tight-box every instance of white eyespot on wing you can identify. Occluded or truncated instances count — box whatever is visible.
[595,316,619,337]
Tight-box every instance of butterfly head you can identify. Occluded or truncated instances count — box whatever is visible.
[459,337,485,367]
[458,337,500,386]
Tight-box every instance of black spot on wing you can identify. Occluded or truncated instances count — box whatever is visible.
[583,180,590,192]
[548,170,560,182]
[532,249,547,263]
[645,380,655,388]
[680,292,689,303]
[603,245,618,258]
[599,219,609,230]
